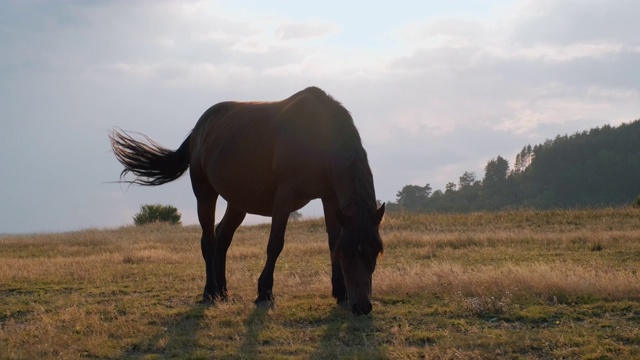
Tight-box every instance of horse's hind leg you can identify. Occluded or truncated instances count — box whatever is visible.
[193,180,220,303]
[214,205,246,299]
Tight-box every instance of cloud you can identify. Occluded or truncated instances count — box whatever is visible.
[90,61,257,89]
[510,0,640,46]
[378,1,640,135]
[276,21,340,40]
[398,16,489,48]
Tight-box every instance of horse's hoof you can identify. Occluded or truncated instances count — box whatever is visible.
[202,292,216,305]
[255,300,275,310]
[255,296,275,310]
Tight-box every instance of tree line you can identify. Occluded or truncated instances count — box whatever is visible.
[390,119,640,212]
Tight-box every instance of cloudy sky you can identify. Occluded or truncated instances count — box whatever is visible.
[1,0,639,233]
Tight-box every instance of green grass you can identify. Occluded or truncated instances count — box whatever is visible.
[1,208,640,359]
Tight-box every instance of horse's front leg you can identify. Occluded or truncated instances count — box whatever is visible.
[322,197,347,307]
[256,187,293,307]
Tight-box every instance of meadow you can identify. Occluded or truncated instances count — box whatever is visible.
[1,208,639,359]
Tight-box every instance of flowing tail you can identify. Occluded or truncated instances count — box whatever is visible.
[109,129,191,186]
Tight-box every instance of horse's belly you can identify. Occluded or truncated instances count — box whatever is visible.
[205,157,274,216]
[218,183,277,216]
[211,163,326,217]
[215,178,320,217]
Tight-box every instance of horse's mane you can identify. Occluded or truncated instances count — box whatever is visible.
[333,111,384,256]
[325,93,378,213]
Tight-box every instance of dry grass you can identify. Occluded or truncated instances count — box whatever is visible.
[1,208,640,359]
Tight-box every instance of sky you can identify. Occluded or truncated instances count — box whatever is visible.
[1,0,639,233]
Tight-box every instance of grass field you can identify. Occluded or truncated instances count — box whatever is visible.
[1,208,640,359]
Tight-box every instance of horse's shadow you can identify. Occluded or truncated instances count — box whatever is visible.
[236,304,383,359]
[311,306,383,359]
[237,306,270,357]
[122,302,207,359]
[122,301,382,358]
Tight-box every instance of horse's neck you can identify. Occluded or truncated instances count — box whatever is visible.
[329,153,376,216]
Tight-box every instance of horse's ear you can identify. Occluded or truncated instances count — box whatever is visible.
[373,203,386,225]
[335,210,352,228]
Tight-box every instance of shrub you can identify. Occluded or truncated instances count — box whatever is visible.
[133,204,181,226]
[634,195,640,208]
[290,211,303,221]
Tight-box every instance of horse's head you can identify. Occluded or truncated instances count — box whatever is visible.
[334,203,385,315]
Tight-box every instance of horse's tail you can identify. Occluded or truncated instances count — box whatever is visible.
[109,129,191,186]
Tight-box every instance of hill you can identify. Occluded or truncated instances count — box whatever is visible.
[392,119,640,212]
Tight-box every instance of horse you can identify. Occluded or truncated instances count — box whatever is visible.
[109,86,385,315]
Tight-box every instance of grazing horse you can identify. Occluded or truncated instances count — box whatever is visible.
[110,87,384,315]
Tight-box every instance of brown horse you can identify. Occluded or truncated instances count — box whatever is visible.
[110,87,384,315]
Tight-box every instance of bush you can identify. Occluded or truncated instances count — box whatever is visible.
[133,204,181,226]
[290,210,303,221]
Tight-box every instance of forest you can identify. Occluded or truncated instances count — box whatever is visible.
[390,119,640,212]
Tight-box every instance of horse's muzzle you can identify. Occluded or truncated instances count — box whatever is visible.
[351,301,372,316]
